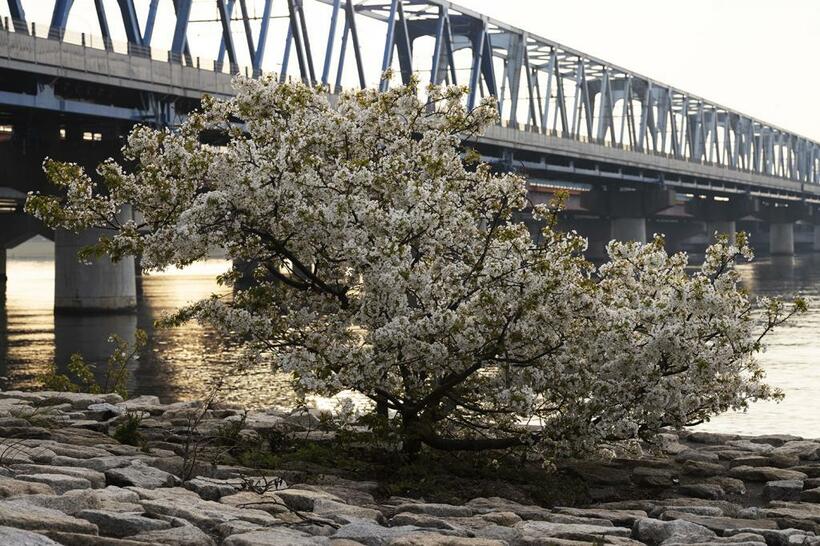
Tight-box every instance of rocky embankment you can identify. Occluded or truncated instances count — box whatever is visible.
[0,391,817,545]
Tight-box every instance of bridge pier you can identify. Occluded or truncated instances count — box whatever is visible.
[769,223,795,256]
[610,217,646,244]
[580,187,676,254]
[54,228,136,313]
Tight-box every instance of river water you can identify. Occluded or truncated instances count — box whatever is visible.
[1,241,818,436]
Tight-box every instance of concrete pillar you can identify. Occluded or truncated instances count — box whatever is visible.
[813,225,820,252]
[0,247,5,283]
[611,217,646,244]
[54,228,137,313]
[769,223,795,256]
[706,220,736,245]
[585,240,608,261]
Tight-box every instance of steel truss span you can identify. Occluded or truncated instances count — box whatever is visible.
[4,0,819,185]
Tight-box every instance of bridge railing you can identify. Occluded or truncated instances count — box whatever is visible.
[0,16,257,80]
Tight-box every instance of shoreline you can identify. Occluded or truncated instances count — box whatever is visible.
[0,391,816,544]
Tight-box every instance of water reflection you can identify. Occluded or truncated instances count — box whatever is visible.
[700,253,820,438]
[2,256,296,408]
[3,247,820,433]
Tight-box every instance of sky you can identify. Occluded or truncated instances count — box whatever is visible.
[3,0,819,141]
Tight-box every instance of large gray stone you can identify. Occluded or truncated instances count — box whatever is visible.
[392,503,473,518]
[800,487,820,502]
[660,533,767,545]
[0,391,122,409]
[389,535,506,545]
[219,492,289,515]
[682,460,726,477]
[24,441,112,459]
[125,486,202,501]
[676,483,725,500]
[222,529,328,545]
[464,497,551,520]
[660,511,778,534]
[313,498,383,523]
[140,497,279,532]
[725,528,815,546]
[276,488,344,512]
[105,461,178,489]
[388,512,462,530]
[16,473,92,494]
[0,526,61,545]
[633,467,676,486]
[515,520,631,541]
[726,440,775,454]
[661,506,724,517]
[51,455,141,472]
[76,509,171,538]
[11,464,106,488]
[183,477,241,501]
[131,524,216,546]
[771,442,820,461]
[0,476,54,497]
[728,466,808,482]
[633,517,716,545]
[0,501,99,534]
[676,450,720,464]
[332,521,428,546]
[764,480,804,502]
[85,403,125,420]
[553,507,647,526]
[41,532,152,546]
[707,477,747,495]
[29,487,143,514]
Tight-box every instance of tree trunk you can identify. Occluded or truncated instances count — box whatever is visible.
[400,412,424,456]
[375,395,389,419]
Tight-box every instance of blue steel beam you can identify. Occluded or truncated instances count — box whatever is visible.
[238,0,256,69]
[216,0,239,73]
[296,0,317,83]
[217,0,236,67]
[394,2,413,85]
[170,0,192,61]
[321,0,341,86]
[49,0,74,39]
[280,26,292,82]
[116,0,143,47]
[93,0,113,51]
[466,24,485,110]
[254,0,273,74]
[6,0,26,33]
[344,0,366,88]
[429,6,445,85]
[379,0,398,91]
[143,0,160,46]
[286,0,316,85]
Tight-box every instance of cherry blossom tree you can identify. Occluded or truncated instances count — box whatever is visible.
[26,77,803,457]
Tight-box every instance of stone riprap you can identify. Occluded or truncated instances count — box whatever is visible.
[0,391,817,544]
